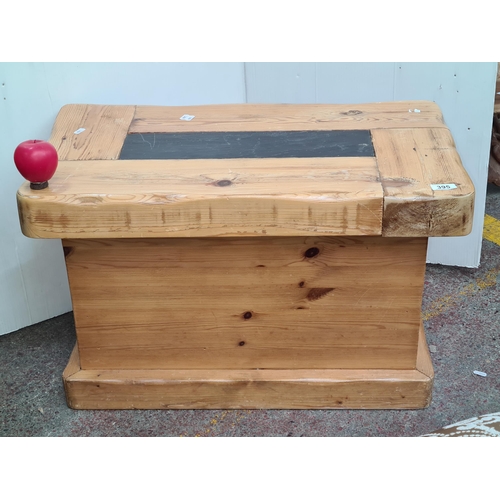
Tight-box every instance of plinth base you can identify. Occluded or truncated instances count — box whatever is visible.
[63,323,433,410]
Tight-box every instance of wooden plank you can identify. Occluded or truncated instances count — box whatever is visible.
[19,103,473,240]
[48,104,136,160]
[17,157,383,238]
[119,130,375,159]
[130,101,446,133]
[62,233,425,267]
[372,128,475,236]
[62,324,433,409]
[416,321,434,379]
[62,344,81,408]
[63,236,427,371]
[62,344,81,379]
[65,369,433,410]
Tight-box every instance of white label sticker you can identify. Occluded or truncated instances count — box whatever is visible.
[180,114,195,121]
[74,128,86,135]
[431,183,457,191]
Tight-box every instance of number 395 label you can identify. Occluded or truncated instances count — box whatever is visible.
[430,183,457,191]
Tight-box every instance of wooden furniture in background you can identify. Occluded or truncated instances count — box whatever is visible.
[17,102,474,409]
[488,63,500,186]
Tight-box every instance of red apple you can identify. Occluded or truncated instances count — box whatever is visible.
[14,140,58,189]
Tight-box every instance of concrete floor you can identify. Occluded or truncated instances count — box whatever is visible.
[1,186,500,437]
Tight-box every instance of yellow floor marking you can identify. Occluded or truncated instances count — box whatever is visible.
[483,214,500,246]
[422,213,500,321]
[194,411,229,437]
[180,409,252,437]
[422,266,500,321]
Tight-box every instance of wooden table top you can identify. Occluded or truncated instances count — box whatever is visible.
[17,102,474,239]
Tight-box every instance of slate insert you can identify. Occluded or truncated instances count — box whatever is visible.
[119,130,374,160]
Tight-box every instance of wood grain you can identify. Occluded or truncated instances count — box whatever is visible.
[130,102,446,133]
[372,128,475,236]
[64,236,427,371]
[48,104,136,160]
[62,321,433,409]
[17,157,383,238]
[62,344,80,379]
[416,321,434,379]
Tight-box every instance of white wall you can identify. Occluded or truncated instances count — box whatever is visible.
[0,62,495,335]
[246,62,497,267]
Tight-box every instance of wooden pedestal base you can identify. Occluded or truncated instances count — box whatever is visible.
[63,323,433,410]
[61,236,432,409]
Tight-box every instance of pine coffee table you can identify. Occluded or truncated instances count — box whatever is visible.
[16,102,474,409]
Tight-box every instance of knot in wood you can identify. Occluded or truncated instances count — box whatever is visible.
[304,247,320,258]
[216,179,232,187]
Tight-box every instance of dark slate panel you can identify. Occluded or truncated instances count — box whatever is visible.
[119,131,374,160]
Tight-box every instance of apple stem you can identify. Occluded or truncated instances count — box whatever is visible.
[30,181,49,190]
